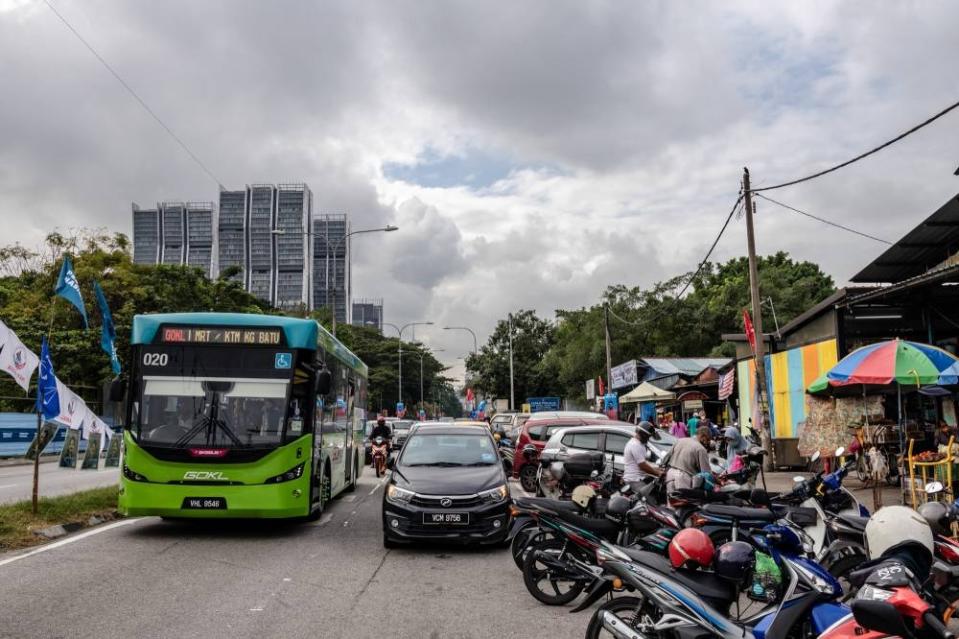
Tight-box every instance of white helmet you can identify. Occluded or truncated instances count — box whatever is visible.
[865,505,934,560]
[571,484,596,509]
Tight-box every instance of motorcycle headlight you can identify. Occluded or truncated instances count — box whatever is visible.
[386,485,414,504]
[480,484,509,504]
[265,463,305,484]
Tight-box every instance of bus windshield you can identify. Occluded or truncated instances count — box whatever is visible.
[136,377,294,448]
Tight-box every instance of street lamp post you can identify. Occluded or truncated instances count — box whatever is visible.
[383,321,433,414]
[443,325,478,353]
[272,224,397,336]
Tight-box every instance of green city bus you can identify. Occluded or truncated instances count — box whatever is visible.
[117,312,368,519]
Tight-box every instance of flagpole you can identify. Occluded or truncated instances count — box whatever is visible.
[32,298,58,515]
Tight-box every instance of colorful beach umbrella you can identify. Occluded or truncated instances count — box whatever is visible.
[823,339,958,387]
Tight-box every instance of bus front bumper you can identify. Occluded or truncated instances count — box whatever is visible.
[118,477,311,519]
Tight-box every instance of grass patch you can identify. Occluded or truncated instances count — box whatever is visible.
[0,486,119,551]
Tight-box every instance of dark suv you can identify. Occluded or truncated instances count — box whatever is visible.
[382,423,510,547]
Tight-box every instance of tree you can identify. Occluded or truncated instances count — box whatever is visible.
[466,309,562,404]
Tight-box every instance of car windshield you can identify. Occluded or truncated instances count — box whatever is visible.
[136,377,291,448]
[400,433,498,466]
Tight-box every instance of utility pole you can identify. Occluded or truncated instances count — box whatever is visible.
[508,314,515,411]
[743,167,776,469]
[604,304,613,392]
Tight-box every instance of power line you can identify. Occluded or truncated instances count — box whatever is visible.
[675,194,744,299]
[751,97,959,193]
[42,0,225,189]
[753,193,892,245]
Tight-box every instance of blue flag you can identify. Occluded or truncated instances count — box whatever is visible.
[35,337,60,420]
[55,256,88,328]
[93,281,120,374]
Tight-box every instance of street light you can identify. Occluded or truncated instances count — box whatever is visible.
[443,325,478,353]
[400,347,444,411]
[272,224,398,335]
[383,321,433,413]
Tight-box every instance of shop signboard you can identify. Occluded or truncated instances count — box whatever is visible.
[527,397,561,413]
[585,379,596,400]
[610,361,638,390]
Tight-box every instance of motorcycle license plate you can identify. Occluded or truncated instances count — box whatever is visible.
[422,512,469,525]
[181,497,227,510]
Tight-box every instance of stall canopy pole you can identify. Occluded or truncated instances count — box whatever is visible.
[898,383,905,503]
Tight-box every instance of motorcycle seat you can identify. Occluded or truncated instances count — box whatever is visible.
[551,509,620,540]
[701,503,776,522]
[621,548,735,607]
[513,497,609,517]
[834,513,869,532]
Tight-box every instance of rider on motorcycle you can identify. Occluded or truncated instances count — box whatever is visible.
[370,416,392,444]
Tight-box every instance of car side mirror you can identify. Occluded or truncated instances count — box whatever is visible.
[386,457,394,470]
[316,368,332,396]
[850,600,910,637]
[108,377,127,402]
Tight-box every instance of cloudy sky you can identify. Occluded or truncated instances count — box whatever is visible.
[2,1,958,380]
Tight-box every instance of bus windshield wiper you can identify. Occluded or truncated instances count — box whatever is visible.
[173,392,245,448]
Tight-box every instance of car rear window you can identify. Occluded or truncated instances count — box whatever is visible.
[561,432,600,451]
[604,433,629,455]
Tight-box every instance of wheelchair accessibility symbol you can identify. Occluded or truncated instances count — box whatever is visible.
[274,352,293,369]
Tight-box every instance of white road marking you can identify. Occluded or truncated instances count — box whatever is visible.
[0,518,143,568]
[368,482,383,496]
[0,484,17,489]
[342,495,356,502]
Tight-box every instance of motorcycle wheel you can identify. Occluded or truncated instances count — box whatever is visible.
[519,465,539,494]
[585,596,650,639]
[522,538,585,605]
[511,527,557,570]
[855,455,868,483]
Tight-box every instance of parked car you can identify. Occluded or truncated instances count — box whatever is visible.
[381,423,510,547]
[525,410,608,422]
[489,413,513,436]
[535,422,726,497]
[511,417,607,492]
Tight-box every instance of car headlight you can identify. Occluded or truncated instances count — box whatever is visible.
[386,485,414,504]
[480,484,509,504]
[264,463,305,484]
[122,464,149,482]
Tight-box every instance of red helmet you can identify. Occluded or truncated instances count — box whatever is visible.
[668,528,715,570]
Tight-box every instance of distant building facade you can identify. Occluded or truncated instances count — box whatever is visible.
[133,183,331,312]
[352,298,383,332]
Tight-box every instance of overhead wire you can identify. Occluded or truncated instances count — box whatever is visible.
[753,193,892,245]
[750,97,959,193]
[42,0,225,189]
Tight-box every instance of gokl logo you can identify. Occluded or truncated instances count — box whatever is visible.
[12,348,27,370]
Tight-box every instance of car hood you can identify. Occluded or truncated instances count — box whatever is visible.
[392,464,504,495]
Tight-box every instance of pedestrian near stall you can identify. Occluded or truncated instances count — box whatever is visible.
[665,428,713,494]
[666,412,687,438]
[687,411,700,438]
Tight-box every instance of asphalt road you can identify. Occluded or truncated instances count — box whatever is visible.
[0,473,588,639]
[0,462,120,505]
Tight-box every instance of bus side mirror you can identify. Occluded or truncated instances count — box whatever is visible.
[316,368,332,396]
[108,377,126,402]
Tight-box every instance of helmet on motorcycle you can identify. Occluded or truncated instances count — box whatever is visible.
[571,484,596,510]
[668,528,715,570]
[377,416,386,425]
[919,501,951,536]
[865,505,934,561]
[605,494,632,521]
[714,541,756,585]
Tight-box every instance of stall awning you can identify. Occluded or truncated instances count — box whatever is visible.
[619,382,677,404]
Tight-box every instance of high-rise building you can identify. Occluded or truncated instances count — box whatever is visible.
[217,190,247,281]
[131,204,160,264]
[352,298,383,333]
[312,214,351,325]
[133,183,343,312]
[185,202,215,277]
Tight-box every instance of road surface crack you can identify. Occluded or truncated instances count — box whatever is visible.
[349,550,390,611]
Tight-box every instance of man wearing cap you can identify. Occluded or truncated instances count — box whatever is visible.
[623,421,663,491]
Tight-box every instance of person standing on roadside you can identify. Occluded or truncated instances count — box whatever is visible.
[665,427,713,494]
[687,411,700,438]
[623,421,663,491]
[666,412,687,438]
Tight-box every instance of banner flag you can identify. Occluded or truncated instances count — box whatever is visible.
[59,428,80,468]
[0,321,39,392]
[104,433,121,467]
[25,421,60,461]
[743,309,757,355]
[93,281,120,374]
[55,255,88,328]
[81,433,101,470]
[36,338,60,420]
[53,378,85,428]
[718,369,735,401]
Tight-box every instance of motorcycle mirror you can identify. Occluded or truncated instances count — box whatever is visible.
[809,451,821,463]
[834,447,845,457]
[926,481,945,494]
[850,600,910,637]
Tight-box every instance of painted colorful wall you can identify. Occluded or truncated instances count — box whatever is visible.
[736,339,838,439]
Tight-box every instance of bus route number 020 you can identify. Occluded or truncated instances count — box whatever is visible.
[142,353,169,367]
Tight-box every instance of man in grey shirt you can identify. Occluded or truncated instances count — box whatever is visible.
[665,427,712,494]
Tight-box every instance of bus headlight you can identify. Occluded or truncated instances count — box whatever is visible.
[122,465,149,482]
[480,484,509,504]
[386,485,414,504]
[264,463,305,484]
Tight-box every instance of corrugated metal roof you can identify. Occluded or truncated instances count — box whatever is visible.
[639,358,732,377]
[852,194,959,284]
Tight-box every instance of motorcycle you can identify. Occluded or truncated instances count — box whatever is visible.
[371,436,388,478]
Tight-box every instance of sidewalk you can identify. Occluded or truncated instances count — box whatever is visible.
[764,471,903,511]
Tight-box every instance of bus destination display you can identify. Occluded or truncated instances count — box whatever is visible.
[159,326,282,346]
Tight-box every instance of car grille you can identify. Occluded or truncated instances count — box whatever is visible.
[409,493,484,508]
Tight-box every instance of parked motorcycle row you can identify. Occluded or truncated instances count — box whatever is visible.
[506,441,959,638]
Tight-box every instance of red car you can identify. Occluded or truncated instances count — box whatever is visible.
[512,417,610,493]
